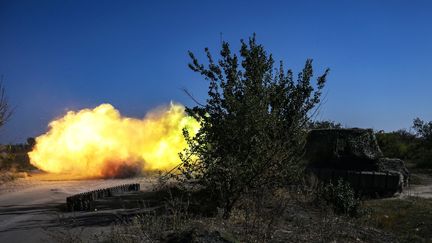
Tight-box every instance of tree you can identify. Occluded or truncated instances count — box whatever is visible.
[412,118,432,168]
[309,120,342,129]
[0,77,12,128]
[177,35,329,218]
[413,117,432,142]
[27,137,36,149]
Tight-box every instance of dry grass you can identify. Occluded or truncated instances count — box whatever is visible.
[100,186,395,242]
[47,184,403,243]
[358,197,432,242]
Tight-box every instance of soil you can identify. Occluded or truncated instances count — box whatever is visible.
[0,171,155,243]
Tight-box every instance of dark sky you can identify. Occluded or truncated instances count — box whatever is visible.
[1,0,431,143]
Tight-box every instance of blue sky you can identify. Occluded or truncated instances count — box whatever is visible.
[0,0,431,143]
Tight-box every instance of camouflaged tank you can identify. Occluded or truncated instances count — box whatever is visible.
[304,128,409,195]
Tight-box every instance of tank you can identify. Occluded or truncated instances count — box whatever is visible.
[304,128,409,195]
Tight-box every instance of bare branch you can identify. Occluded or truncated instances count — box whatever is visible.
[181,87,205,107]
[0,76,12,127]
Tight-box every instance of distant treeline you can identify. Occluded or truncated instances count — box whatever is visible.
[0,137,35,153]
[376,118,432,169]
[0,137,36,171]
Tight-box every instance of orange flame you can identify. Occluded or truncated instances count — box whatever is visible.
[28,103,199,178]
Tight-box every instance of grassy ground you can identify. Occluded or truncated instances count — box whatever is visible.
[49,186,399,243]
[46,169,432,242]
[359,197,432,242]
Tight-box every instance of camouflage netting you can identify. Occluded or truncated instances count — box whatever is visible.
[378,157,410,186]
[304,128,409,186]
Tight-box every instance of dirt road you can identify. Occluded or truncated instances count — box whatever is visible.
[0,173,154,243]
[400,173,432,199]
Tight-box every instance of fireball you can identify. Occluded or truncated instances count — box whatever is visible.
[28,103,199,178]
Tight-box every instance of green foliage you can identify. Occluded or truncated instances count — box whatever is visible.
[309,120,342,129]
[376,129,417,160]
[413,117,432,142]
[320,179,360,216]
[376,118,432,169]
[412,118,432,168]
[177,34,328,218]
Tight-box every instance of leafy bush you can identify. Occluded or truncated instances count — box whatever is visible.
[176,34,329,218]
[319,179,360,216]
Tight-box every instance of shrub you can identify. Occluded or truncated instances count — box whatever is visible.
[319,179,360,216]
[176,34,329,218]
